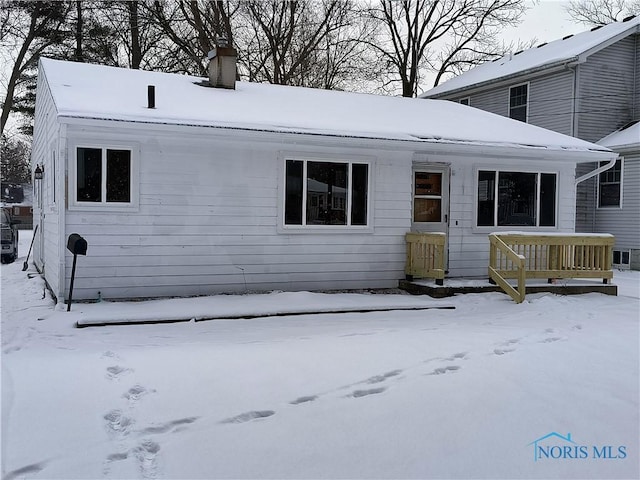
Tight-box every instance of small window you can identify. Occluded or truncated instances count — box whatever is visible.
[613,250,630,265]
[284,159,368,227]
[76,147,133,205]
[509,84,528,122]
[413,172,442,223]
[598,159,622,207]
[459,97,470,106]
[477,170,556,227]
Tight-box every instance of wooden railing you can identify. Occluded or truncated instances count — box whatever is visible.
[405,232,446,285]
[489,233,615,303]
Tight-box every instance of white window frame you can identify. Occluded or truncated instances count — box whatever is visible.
[70,142,140,212]
[474,167,559,230]
[597,158,623,209]
[508,82,529,122]
[280,155,373,232]
[459,97,470,106]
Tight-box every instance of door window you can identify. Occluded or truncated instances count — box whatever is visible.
[413,172,442,222]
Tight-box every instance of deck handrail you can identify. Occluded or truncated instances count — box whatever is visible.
[489,232,615,302]
[405,232,446,285]
[489,234,526,303]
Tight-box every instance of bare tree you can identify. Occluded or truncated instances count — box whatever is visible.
[237,0,367,88]
[0,1,71,135]
[143,0,237,75]
[364,0,527,97]
[566,0,640,25]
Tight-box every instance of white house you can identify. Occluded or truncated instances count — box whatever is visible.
[31,57,617,301]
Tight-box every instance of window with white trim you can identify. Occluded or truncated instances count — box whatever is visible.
[459,97,470,106]
[477,170,556,227]
[509,84,528,122]
[76,147,132,204]
[285,159,368,226]
[598,159,622,207]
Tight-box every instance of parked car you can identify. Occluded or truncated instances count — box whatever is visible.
[1,209,19,263]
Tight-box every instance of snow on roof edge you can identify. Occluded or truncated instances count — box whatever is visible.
[56,113,613,157]
[422,16,640,98]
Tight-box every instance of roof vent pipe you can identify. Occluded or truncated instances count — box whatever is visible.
[148,85,155,109]
[207,37,237,89]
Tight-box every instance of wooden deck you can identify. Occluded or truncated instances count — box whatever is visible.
[405,232,617,302]
[399,278,618,298]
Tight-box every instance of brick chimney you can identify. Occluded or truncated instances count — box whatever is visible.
[207,37,236,89]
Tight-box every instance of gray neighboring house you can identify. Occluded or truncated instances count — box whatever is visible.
[422,15,640,269]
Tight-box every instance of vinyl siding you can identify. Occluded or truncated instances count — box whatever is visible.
[31,65,62,298]
[445,70,574,135]
[593,152,640,252]
[63,124,411,300]
[576,35,637,142]
[635,34,640,119]
[528,70,574,136]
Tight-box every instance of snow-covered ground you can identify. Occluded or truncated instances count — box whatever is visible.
[2,231,639,479]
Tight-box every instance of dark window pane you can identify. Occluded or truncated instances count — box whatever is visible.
[106,150,131,202]
[509,84,528,122]
[77,147,102,202]
[351,163,368,225]
[599,160,622,207]
[477,171,495,226]
[460,98,469,106]
[599,183,620,207]
[613,250,621,264]
[307,162,347,225]
[285,160,303,225]
[415,172,441,195]
[540,173,556,226]
[414,198,441,222]
[498,172,536,226]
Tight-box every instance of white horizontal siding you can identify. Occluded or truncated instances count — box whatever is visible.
[32,65,62,297]
[64,125,411,300]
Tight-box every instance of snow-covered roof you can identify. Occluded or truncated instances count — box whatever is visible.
[422,16,640,98]
[598,121,640,150]
[39,57,611,155]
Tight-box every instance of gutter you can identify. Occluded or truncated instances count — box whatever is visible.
[575,155,618,186]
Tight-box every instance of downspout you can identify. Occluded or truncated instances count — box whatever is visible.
[575,156,618,186]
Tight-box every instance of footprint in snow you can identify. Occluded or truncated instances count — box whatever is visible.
[365,369,402,384]
[135,439,161,479]
[493,348,515,355]
[429,365,461,375]
[349,387,386,398]
[445,352,467,361]
[106,365,132,380]
[123,384,154,404]
[290,395,318,405]
[539,336,563,344]
[2,462,47,480]
[220,410,275,424]
[139,417,199,435]
[104,409,134,436]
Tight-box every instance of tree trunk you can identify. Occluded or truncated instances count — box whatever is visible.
[75,1,83,62]
[129,1,142,69]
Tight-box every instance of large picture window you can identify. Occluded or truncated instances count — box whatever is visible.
[285,159,368,227]
[477,170,556,227]
[509,84,528,122]
[598,159,622,207]
[76,147,132,204]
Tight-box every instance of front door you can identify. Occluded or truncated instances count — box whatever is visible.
[412,165,450,268]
